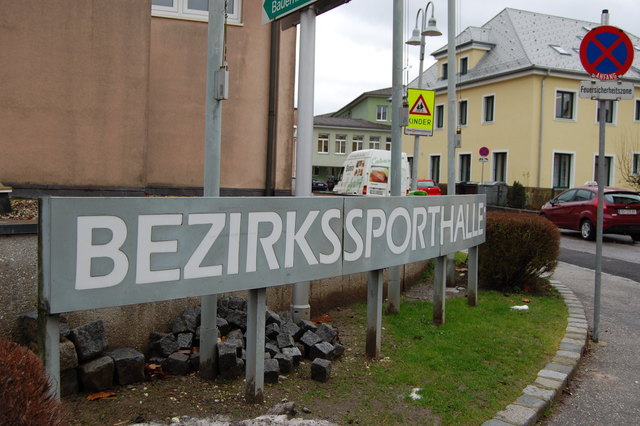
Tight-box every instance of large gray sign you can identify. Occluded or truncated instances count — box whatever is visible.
[41,195,485,313]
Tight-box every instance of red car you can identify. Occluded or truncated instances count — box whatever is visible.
[416,179,442,195]
[540,185,640,241]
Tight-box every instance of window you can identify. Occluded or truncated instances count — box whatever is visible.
[493,152,507,182]
[553,153,573,188]
[152,0,242,24]
[458,100,468,126]
[460,57,468,75]
[369,136,380,150]
[593,155,613,186]
[352,136,363,152]
[635,99,640,122]
[376,105,388,122]
[335,134,346,155]
[596,100,616,124]
[555,91,575,120]
[435,104,444,129]
[442,63,448,80]
[633,153,640,176]
[385,137,392,151]
[430,155,441,183]
[317,134,329,154]
[459,154,471,182]
[483,95,495,123]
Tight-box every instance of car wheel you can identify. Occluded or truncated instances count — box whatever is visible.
[580,219,595,241]
[631,233,640,242]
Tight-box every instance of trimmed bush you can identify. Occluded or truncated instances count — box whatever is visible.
[479,211,559,292]
[507,181,526,209]
[0,338,62,425]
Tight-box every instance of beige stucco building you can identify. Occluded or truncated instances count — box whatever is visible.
[405,8,640,191]
[0,0,297,197]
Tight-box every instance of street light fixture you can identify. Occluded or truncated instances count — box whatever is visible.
[405,2,441,190]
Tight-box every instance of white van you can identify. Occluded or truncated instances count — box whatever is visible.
[332,149,411,196]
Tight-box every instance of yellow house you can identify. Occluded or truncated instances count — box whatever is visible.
[404,8,640,191]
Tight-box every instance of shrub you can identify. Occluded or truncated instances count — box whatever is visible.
[0,338,62,425]
[507,181,526,209]
[479,211,559,292]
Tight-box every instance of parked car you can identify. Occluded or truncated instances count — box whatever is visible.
[540,185,640,241]
[416,179,442,195]
[312,179,328,192]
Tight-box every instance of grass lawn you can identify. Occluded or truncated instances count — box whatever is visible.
[369,291,567,424]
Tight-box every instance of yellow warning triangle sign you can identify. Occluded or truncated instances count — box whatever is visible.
[410,94,431,116]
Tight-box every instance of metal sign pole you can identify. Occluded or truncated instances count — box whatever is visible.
[290,6,316,322]
[592,9,609,343]
[199,0,226,379]
[387,0,404,314]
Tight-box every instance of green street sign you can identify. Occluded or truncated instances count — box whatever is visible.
[262,0,318,23]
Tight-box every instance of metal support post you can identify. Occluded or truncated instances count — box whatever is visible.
[366,269,384,358]
[387,0,404,314]
[199,0,226,379]
[245,288,267,402]
[593,100,605,343]
[445,0,457,287]
[467,246,478,306]
[433,255,446,325]
[291,6,316,322]
[592,9,609,343]
[41,314,60,400]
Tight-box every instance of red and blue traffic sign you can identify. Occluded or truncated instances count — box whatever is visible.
[579,25,634,81]
[479,146,490,157]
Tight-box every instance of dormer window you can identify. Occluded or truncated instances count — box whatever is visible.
[460,57,468,75]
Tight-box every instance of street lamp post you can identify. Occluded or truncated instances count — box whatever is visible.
[406,2,441,190]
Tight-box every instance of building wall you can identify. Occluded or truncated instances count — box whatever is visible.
[0,0,150,188]
[0,0,296,195]
[405,72,640,190]
[312,127,392,178]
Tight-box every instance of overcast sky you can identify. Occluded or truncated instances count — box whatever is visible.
[311,0,640,115]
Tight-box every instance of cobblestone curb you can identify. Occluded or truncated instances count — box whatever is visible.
[482,280,588,426]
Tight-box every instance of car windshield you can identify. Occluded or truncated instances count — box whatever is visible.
[604,192,640,205]
[419,181,435,187]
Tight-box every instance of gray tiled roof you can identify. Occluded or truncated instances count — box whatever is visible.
[412,8,640,90]
[314,116,391,131]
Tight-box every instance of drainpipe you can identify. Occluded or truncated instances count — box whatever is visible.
[537,69,550,188]
[265,22,279,196]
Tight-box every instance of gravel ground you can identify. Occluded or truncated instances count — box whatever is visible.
[0,198,38,221]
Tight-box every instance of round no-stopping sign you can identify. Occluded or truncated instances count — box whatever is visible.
[479,146,490,157]
[580,25,634,80]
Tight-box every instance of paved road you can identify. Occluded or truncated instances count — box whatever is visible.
[543,232,640,425]
[558,230,640,282]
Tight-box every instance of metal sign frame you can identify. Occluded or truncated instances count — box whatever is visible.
[40,195,486,314]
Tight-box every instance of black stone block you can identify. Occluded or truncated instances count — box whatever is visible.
[162,352,191,376]
[69,320,109,362]
[310,358,331,382]
[315,323,338,344]
[107,347,145,385]
[78,355,115,392]
[264,358,280,383]
[276,332,295,349]
[309,341,334,360]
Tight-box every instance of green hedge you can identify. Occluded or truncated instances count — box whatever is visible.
[479,211,560,292]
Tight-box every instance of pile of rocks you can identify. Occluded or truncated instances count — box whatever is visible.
[16,311,145,396]
[14,296,345,396]
[150,296,345,383]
